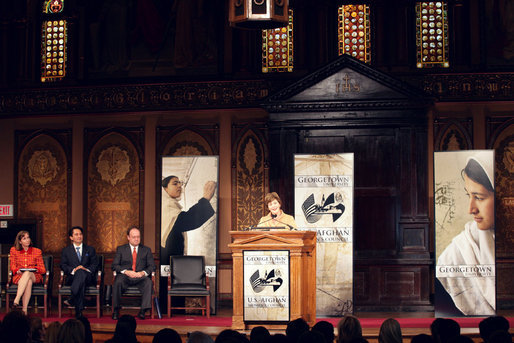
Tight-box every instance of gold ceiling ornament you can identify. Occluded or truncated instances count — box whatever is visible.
[229,0,289,29]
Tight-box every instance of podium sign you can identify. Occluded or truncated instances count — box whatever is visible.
[243,250,290,322]
[229,230,316,330]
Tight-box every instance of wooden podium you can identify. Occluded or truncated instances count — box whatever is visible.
[228,230,316,330]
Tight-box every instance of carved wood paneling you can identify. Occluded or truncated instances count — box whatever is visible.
[16,132,71,253]
[231,124,269,231]
[86,130,143,253]
[434,118,473,151]
[490,121,514,259]
[354,264,431,310]
[158,126,218,157]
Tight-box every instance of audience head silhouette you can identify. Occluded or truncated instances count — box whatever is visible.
[337,315,363,343]
[378,318,402,343]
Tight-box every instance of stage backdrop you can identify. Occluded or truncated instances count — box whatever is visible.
[434,150,496,316]
[294,153,354,316]
[161,156,219,313]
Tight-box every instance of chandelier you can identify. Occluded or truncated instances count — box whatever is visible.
[229,0,289,29]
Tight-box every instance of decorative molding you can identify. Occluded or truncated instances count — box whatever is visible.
[0,80,272,116]
[265,55,430,104]
[404,73,514,101]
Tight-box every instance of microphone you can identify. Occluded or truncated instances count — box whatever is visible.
[244,216,275,231]
[271,217,295,230]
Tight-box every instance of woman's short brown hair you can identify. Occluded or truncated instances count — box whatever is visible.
[264,192,282,206]
[14,230,30,250]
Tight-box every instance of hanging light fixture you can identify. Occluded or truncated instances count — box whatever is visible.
[229,0,289,29]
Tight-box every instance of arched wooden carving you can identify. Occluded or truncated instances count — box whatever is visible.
[162,129,214,156]
[434,120,472,151]
[87,132,141,253]
[17,134,69,253]
[232,126,269,230]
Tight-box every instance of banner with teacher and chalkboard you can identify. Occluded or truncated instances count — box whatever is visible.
[294,153,354,316]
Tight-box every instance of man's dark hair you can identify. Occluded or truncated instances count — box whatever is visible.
[0,311,31,343]
[431,318,460,343]
[127,225,140,236]
[312,320,335,343]
[479,316,510,343]
[69,226,83,237]
[153,328,182,343]
[250,326,270,343]
[286,318,310,343]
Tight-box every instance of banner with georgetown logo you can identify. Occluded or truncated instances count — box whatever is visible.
[294,153,354,316]
[243,250,290,322]
[434,150,496,317]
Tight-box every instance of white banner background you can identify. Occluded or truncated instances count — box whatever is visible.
[294,153,354,316]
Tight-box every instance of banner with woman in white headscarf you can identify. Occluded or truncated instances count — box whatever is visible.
[434,150,496,316]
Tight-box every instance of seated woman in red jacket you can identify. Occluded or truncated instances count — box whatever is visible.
[10,230,46,314]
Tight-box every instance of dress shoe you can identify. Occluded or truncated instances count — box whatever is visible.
[12,302,20,310]
[137,310,146,320]
[112,310,119,320]
[64,298,74,307]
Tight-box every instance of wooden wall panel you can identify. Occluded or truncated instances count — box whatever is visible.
[86,130,143,253]
[231,124,269,231]
[489,119,514,308]
[355,264,431,310]
[16,132,70,253]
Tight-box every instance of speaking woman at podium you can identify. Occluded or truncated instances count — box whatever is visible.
[257,192,297,229]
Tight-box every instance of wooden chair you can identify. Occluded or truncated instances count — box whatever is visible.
[112,271,156,318]
[58,255,104,318]
[167,255,210,318]
[5,255,53,317]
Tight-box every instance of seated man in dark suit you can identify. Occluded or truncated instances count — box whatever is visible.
[111,226,155,320]
[60,226,99,318]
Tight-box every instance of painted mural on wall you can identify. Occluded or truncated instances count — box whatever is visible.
[294,153,354,316]
[87,133,140,252]
[17,134,68,252]
[434,150,496,316]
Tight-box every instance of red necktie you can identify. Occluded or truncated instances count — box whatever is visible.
[132,247,137,271]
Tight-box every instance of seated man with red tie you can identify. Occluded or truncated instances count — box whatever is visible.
[111,226,156,320]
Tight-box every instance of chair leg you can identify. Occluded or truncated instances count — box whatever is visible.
[206,295,210,318]
[96,294,100,318]
[5,293,10,313]
[167,295,171,318]
[151,296,154,319]
[44,295,48,318]
[58,294,62,318]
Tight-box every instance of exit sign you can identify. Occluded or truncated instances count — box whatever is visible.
[0,205,13,217]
